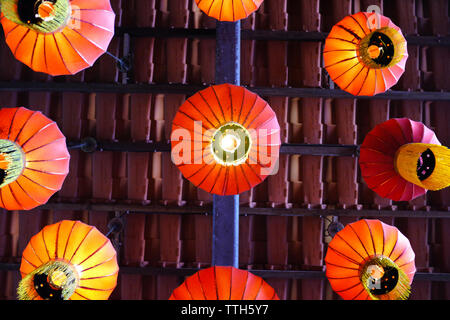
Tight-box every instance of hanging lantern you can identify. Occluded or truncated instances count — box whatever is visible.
[325,219,416,300]
[0,107,70,211]
[194,0,263,22]
[18,220,119,300]
[171,83,281,196]
[0,0,115,76]
[169,266,279,300]
[324,12,408,96]
[359,118,449,201]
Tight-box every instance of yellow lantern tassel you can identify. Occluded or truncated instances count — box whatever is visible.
[360,256,411,300]
[395,143,450,191]
[17,260,79,300]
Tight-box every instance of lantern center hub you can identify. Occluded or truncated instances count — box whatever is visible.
[363,263,399,296]
[0,139,25,188]
[18,259,80,300]
[366,32,394,66]
[357,28,404,70]
[360,256,411,299]
[8,0,71,33]
[211,122,251,166]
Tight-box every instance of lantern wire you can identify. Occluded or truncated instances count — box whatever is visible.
[67,137,98,153]
[105,211,129,237]
[105,51,131,73]
[322,216,344,239]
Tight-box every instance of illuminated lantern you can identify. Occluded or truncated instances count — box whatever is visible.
[171,83,281,196]
[194,0,263,22]
[325,219,416,300]
[18,220,119,300]
[359,118,449,201]
[0,0,115,76]
[324,12,408,96]
[0,107,70,211]
[169,266,279,300]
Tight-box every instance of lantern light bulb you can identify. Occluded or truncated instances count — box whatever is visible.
[210,122,252,167]
[368,45,382,59]
[36,1,56,21]
[367,264,385,280]
[48,270,68,289]
[221,134,240,153]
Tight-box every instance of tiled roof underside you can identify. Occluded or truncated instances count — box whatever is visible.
[0,0,449,300]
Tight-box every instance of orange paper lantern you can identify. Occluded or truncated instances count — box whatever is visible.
[169,266,279,300]
[18,220,119,300]
[171,84,281,196]
[0,107,70,211]
[359,118,449,201]
[194,0,263,22]
[325,219,416,300]
[324,12,408,96]
[0,0,115,76]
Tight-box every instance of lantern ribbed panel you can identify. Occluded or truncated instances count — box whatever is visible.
[171,84,281,196]
[169,266,279,300]
[194,0,264,22]
[0,107,70,211]
[19,220,119,300]
[324,12,408,96]
[325,219,416,300]
[359,118,441,201]
[0,0,115,76]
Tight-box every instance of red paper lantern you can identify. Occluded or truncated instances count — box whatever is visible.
[171,84,280,196]
[0,107,70,211]
[359,118,449,201]
[194,0,264,22]
[324,12,408,96]
[325,219,416,300]
[169,266,279,300]
[0,0,115,76]
[18,220,119,300]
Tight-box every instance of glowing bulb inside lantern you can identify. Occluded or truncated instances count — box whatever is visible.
[37,1,56,21]
[368,45,382,59]
[211,122,251,166]
[367,264,385,280]
[221,134,240,153]
[48,270,68,289]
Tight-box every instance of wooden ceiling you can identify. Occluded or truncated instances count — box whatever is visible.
[0,0,449,300]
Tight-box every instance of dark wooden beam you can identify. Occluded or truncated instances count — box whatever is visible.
[1,263,449,282]
[115,27,450,47]
[35,202,450,218]
[280,143,357,156]
[0,81,205,95]
[67,139,358,157]
[1,81,448,101]
[252,87,450,101]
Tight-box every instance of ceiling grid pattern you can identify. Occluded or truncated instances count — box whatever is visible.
[0,0,448,300]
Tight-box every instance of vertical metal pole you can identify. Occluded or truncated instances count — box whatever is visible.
[215,22,241,86]
[212,21,241,268]
[212,194,240,267]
